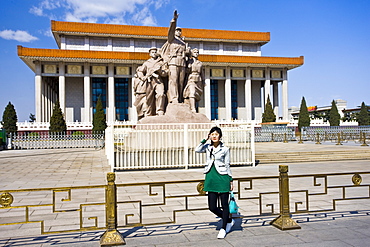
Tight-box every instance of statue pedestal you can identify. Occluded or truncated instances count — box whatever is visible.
[138,103,210,124]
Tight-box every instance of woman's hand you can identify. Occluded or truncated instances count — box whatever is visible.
[230,182,234,191]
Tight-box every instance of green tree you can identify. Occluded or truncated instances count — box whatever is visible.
[329,100,340,126]
[262,95,276,123]
[357,102,370,126]
[92,96,107,132]
[49,101,67,133]
[1,102,18,135]
[298,97,310,131]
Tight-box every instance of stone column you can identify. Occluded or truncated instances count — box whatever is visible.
[225,67,232,120]
[264,68,271,106]
[282,69,289,121]
[107,64,115,124]
[42,77,46,122]
[245,67,252,121]
[47,82,52,121]
[84,63,91,123]
[273,82,279,119]
[204,66,211,119]
[58,62,66,117]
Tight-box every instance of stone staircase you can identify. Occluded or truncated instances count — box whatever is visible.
[255,149,370,164]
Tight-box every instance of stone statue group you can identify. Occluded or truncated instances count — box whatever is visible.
[133,10,204,120]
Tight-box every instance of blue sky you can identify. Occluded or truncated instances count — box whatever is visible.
[1,0,369,121]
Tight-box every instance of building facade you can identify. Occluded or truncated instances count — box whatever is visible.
[18,21,303,125]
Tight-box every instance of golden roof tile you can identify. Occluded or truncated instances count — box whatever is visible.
[51,20,270,43]
[18,46,303,71]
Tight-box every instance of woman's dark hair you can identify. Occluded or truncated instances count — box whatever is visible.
[208,126,222,138]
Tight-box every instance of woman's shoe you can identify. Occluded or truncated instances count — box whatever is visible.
[217,228,226,239]
[226,219,235,233]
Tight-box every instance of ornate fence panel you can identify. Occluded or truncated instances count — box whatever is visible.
[1,169,370,242]
[0,185,107,236]
[11,132,105,149]
[107,122,254,171]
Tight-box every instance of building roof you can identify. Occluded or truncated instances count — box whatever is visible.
[51,20,271,47]
[18,46,304,72]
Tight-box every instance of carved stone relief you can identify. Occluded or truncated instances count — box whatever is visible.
[271,70,282,79]
[116,66,130,75]
[252,69,264,78]
[92,66,106,75]
[67,65,82,74]
[232,69,244,78]
[211,69,224,77]
[44,64,57,74]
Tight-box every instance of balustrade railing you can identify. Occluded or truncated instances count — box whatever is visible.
[11,132,105,149]
[105,122,255,171]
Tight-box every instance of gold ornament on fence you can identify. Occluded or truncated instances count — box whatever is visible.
[352,174,362,186]
[0,192,14,208]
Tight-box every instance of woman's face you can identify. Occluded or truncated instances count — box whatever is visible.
[209,131,220,142]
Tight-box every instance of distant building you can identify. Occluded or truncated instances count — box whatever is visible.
[289,99,362,126]
[18,20,303,126]
[289,99,347,120]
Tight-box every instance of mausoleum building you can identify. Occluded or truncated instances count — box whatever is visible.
[18,20,303,125]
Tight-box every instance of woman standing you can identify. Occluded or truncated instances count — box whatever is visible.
[195,126,234,239]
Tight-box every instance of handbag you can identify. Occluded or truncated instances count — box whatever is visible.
[229,191,239,214]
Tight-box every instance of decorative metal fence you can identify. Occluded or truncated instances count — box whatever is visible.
[301,126,370,144]
[11,132,105,149]
[254,126,296,142]
[105,122,255,171]
[2,167,370,245]
[254,125,370,144]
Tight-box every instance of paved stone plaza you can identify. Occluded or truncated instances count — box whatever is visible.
[1,142,370,246]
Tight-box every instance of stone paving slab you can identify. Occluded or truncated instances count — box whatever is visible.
[2,211,370,246]
[1,145,370,246]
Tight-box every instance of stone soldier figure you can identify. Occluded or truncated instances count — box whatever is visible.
[133,65,147,120]
[160,10,190,104]
[134,47,167,119]
[183,48,204,112]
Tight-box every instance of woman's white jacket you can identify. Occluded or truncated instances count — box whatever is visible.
[195,142,232,177]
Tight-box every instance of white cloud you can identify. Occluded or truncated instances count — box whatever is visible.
[0,30,38,42]
[30,0,169,26]
[132,7,156,26]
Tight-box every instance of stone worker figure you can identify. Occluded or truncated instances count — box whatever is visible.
[183,48,204,113]
[160,10,190,104]
[134,47,167,120]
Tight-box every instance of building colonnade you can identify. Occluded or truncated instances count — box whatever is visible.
[34,62,289,124]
